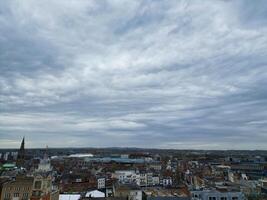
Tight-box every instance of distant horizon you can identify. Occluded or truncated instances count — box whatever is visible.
[0,144,266,152]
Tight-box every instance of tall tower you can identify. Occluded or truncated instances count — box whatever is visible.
[16,137,25,168]
[44,145,48,160]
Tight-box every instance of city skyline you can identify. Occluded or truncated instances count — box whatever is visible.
[1,0,267,149]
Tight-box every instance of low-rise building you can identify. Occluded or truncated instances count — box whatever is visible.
[114,184,142,200]
[191,190,245,200]
[97,178,106,189]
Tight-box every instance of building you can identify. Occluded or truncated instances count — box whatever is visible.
[152,176,160,186]
[37,148,52,172]
[16,138,25,168]
[114,184,142,200]
[59,194,80,200]
[191,190,245,200]
[97,178,106,189]
[113,170,137,185]
[31,175,52,200]
[162,177,172,187]
[0,175,58,200]
[85,190,105,198]
[113,170,158,187]
[148,163,162,171]
[0,176,33,200]
[147,197,190,200]
[1,164,16,171]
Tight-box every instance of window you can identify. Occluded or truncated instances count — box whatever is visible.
[4,193,11,198]
[23,187,30,191]
[232,197,238,200]
[221,197,227,200]
[14,193,19,197]
[34,181,42,189]
[23,193,29,197]
[33,191,41,197]
[209,197,216,200]
[22,193,29,200]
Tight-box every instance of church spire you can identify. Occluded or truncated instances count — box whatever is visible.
[16,137,25,168]
[20,137,25,151]
[44,145,49,160]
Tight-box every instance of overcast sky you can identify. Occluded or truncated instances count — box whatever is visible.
[0,0,267,149]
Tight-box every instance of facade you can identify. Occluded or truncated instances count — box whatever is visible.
[162,178,172,187]
[37,147,52,173]
[37,160,51,173]
[0,176,57,200]
[114,184,142,200]
[191,190,245,200]
[31,175,52,200]
[149,163,162,171]
[0,176,33,200]
[113,171,137,185]
[113,170,160,187]
[139,173,147,187]
[152,176,160,186]
[49,191,59,200]
[97,178,106,189]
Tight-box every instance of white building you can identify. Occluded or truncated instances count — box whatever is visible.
[37,158,52,172]
[152,176,160,186]
[149,163,162,171]
[37,147,52,172]
[97,177,105,189]
[59,194,80,200]
[4,152,9,161]
[162,177,172,187]
[85,190,105,198]
[146,173,153,186]
[114,170,158,187]
[113,170,137,184]
[139,173,147,186]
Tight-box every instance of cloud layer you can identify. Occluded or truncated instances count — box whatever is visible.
[1,0,267,149]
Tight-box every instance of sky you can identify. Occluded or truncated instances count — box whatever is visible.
[0,0,267,150]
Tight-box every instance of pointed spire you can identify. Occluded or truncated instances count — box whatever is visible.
[20,137,25,151]
[17,137,25,167]
[44,145,49,160]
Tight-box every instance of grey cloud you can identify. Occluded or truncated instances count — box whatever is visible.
[0,0,267,149]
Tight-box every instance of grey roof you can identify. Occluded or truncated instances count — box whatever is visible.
[148,197,190,200]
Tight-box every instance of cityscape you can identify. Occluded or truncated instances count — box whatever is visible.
[0,138,266,200]
[1,1,267,200]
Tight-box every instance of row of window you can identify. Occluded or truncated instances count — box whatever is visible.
[4,192,29,198]
[5,187,31,191]
[208,197,239,200]
[4,198,28,200]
